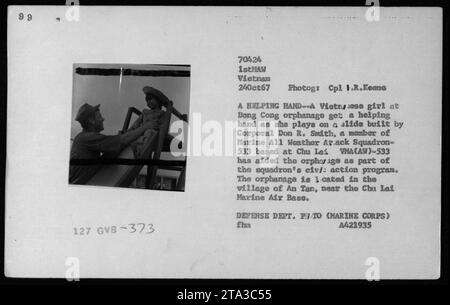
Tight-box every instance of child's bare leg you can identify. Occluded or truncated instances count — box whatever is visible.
[138,129,159,158]
[131,136,145,158]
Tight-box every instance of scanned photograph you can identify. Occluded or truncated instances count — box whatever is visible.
[5,6,442,280]
[69,64,190,190]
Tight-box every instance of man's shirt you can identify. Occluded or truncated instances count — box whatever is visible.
[69,131,123,184]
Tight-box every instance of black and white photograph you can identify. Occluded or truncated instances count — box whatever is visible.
[69,64,190,191]
[2,3,446,288]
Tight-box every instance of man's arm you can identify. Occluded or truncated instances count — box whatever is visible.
[120,121,154,146]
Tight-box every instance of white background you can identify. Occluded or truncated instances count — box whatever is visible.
[6,6,442,278]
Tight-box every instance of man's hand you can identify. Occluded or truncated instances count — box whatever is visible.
[121,122,156,146]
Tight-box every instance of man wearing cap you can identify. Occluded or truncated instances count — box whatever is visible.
[69,103,156,184]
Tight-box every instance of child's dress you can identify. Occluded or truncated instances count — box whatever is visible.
[130,108,165,157]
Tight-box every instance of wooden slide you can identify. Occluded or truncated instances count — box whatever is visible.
[85,131,159,188]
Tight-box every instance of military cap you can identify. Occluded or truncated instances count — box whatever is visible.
[75,103,100,124]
